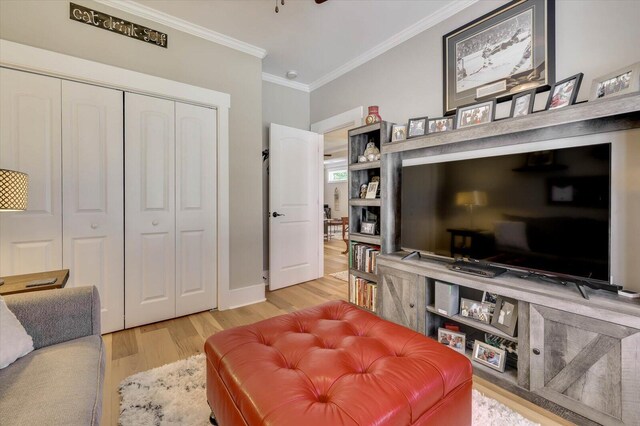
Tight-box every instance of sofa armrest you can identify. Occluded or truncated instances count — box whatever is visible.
[4,286,101,349]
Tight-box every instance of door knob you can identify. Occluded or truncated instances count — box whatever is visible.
[91,223,98,229]
[152,220,159,226]
[272,212,285,218]
[409,303,415,308]
[532,348,541,355]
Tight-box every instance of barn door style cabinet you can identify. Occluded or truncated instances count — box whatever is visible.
[0,67,217,332]
[529,304,640,425]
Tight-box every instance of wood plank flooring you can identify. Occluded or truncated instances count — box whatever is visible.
[101,238,572,425]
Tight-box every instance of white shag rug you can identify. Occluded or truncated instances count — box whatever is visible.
[119,354,539,426]
[329,270,349,282]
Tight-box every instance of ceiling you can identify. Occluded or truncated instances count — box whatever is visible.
[122,0,476,89]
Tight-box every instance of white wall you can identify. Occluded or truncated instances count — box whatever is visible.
[310,0,640,124]
[262,80,310,270]
[0,0,263,291]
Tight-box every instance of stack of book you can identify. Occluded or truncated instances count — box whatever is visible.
[350,242,380,273]
[349,275,377,312]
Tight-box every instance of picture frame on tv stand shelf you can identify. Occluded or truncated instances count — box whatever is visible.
[491,296,518,336]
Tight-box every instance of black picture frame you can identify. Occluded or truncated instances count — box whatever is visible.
[545,73,584,110]
[491,296,518,336]
[442,0,555,115]
[407,116,428,138]
[427,116,456,133]
[509,88,537,117]
[455,99,496,129]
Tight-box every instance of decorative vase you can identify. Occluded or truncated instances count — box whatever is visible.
[365,106,381,125]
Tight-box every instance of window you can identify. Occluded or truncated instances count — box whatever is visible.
[328,169,347,183]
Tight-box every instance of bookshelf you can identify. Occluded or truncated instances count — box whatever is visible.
[347,121,398,312]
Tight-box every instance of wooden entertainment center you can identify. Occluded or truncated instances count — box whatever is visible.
[348,93,640,425]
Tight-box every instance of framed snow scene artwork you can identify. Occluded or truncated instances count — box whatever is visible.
[442,0,555,115]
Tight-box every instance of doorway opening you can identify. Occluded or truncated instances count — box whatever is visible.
[311,106,363,282]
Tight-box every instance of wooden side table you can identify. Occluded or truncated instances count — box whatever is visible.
[0,269,69,296]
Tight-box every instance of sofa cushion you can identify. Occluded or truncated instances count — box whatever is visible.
[0,295,34,369]
[0,335,104,426]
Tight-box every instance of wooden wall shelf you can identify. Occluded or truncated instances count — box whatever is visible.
[382,93,640,159]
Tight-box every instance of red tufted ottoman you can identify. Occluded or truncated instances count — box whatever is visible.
[205,301,472,425]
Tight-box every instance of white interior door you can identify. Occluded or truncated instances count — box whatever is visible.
[175,102,217,316]
[269,123,323,290]
[0,68,62,275]
[62,80,124,333]
[125,93,176,328]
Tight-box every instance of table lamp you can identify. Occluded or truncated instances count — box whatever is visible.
[0,168,29,286]
[456,190,487,229]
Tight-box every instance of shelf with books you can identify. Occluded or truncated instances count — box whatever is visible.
[349,275,377,313]
[349,232,381,245]
[349,268,378,283]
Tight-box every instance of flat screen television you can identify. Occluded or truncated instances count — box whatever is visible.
[401,143,611,283]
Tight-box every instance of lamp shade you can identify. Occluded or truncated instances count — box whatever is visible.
[455,190,487,207]
[0,169,29,211]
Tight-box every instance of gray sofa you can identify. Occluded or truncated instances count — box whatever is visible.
[0,287,104,425]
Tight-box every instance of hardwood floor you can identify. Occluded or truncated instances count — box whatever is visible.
[101,239,571,425]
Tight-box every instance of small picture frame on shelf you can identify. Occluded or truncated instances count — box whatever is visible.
[407,116,428,138]
[482,291,498,314]
[545,73,583,110]
[438,327,466,354]
[590,62,640,101]
[428,116,455,133]
[491,296,518,336]
[473,341,506,372]
[391,124,407,142]
[360,220,376,235]
[455,99,496,129]
[365,181,379,199]
[509,89,536,117]
[460,298,492,323]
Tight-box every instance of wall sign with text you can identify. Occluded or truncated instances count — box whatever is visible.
[70,3,168,48]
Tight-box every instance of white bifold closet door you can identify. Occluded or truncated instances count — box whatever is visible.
[125,93,176,328]
[125,93,217,328]
[0,68,62,275]
[175,102,217,316]
[62,80,124,333]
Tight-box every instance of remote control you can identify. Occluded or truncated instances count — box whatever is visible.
[618,289,640,299]
[26,278,57,288]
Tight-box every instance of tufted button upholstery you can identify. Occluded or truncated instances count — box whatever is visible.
[205,301,472,425]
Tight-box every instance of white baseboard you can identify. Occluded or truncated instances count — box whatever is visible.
[225,282,266,310]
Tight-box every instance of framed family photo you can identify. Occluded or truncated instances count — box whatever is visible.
[428,116,455,133]
[510,88,536,117]
[546,73,583,110]
[365,181,379,199]
[590,62,640,101]
[443,0,555,115]
[460,298,493,323]
[391,124,407,142]
[456,99,496,129]
[438,328,466,354]
[407,116,428,138]
[473,341,507,372]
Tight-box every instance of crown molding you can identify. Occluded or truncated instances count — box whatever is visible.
[262,73,311,93]
[309,0,478,91]
[94,0,267,59]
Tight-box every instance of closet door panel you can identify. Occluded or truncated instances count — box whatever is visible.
[62,80,124,333]
[0,68,62,275]
[175,102,217,316]
[125,93,175,328]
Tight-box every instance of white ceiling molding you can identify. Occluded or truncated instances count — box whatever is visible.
[308,0,479,91]
[94,0,267,59]
[262,72,310,93]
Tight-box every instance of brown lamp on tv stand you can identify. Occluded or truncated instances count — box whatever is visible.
[0,168,29,286]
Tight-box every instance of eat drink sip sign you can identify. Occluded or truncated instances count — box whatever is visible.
[69,3,168,48]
